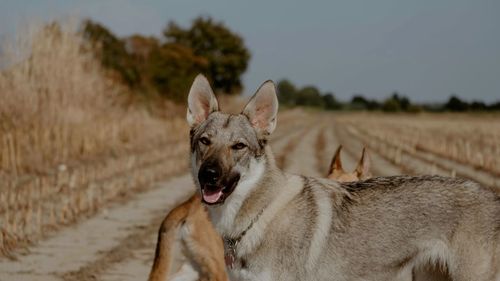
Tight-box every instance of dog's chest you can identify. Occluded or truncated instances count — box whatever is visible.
[228,266,272,281]
[223,237,271,280]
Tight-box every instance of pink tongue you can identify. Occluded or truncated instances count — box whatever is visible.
[203,189,223,203]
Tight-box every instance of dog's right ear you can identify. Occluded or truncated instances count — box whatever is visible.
[242,80,279,136]
[187,74,219,128]
[328,145,344,176]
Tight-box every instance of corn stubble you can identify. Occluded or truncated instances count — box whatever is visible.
[336,113,500,177]
[0,22,188,256]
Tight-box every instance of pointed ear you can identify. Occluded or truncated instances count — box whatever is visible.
[328,145,344,176]
[355,147,371,179]
[186,74,219,128]
[242,80,278,136]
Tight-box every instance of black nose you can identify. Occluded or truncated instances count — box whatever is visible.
[199,166,221,185]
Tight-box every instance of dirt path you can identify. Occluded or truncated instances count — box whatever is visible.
[0,111,463,281]
[0,175,195,281]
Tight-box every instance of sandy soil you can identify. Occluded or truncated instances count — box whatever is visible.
[1,111,496,281]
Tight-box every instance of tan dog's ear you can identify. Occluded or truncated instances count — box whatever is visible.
[355,147,371,179]
[186,74,219,128]
[242,80,279,136]
[328,145,344,176]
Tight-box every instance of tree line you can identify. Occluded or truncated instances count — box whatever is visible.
[81,16,250,102]
[80,17,497,112]
[278,79,500,112]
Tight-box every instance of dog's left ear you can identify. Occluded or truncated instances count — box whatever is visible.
[187,74,219,128]
[242,80,278,136]
[355,147,371,179]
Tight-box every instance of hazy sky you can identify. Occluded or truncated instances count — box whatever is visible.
[1,0,499,102]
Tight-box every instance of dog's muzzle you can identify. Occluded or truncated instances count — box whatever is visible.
[198,164,240,205]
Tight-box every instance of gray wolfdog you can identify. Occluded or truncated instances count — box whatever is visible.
[187,74,500,281]
[147,145,371,281]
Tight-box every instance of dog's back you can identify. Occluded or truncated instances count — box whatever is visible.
[255,175,500,281]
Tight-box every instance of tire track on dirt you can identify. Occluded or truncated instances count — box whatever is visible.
[0,175,195,281]
[274,128,310,170]
[314,127,328,176]
[284,121,323,177]
[63,219,160,281]
[271,115,315,170]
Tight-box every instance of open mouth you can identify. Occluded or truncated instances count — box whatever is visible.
[201,176,240,205]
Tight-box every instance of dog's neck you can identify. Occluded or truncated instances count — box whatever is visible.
[209,145,309,271]
[207,145,286,238]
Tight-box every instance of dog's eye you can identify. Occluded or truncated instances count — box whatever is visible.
[232,142,247,150]
[199,137,211,145]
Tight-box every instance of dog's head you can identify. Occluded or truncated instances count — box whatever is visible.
[186,74,278,205]
[328,145,371,182]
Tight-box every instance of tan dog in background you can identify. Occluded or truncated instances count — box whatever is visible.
[148,146,371,281]
[328,145,371,182]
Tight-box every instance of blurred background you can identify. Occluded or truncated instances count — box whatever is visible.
[2,0,499,107]
[0,1,499,280]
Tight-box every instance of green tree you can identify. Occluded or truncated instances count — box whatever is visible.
[350,95,380,110]
[322,92,342,110]
[469,101,487,111]
[444,95,469,112]
[277,79,297,105]
[366,100,381,111]
[488,101,500,110]
[82,20,140,87]
[390,92,410,111]
[351,95,368,106]
[381,92,413,112]
[382,97,401,112]
[296,86,324,107]
[125,35,160,63]
[164,16,250,94]
[147,43,208,102]
[407,104,423,113]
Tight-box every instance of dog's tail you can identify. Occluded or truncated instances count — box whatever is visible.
[148,195,196,281]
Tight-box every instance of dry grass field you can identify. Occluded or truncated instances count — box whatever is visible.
[335,112,500,188]
[337,113,500,174]
[0,23,189,256]
[1,23,499,281]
